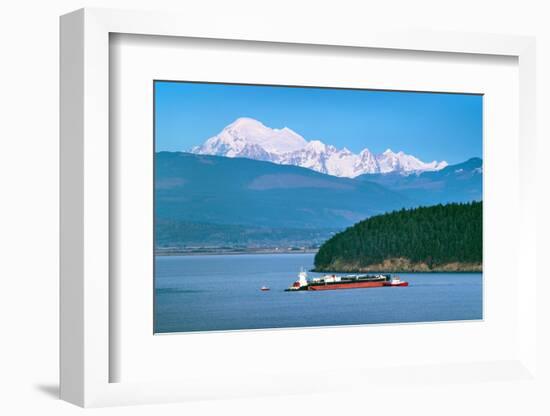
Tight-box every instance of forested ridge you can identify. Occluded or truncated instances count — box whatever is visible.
[314,202,482,272]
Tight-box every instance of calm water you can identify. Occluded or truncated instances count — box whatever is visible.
[154,253,482,333]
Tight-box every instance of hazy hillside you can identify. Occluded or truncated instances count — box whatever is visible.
[155,152,412,230]
[155,220,336,249]
[314,202,482,272]
[357,158,482,205]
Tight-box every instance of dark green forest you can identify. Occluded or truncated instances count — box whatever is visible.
[314,202,482,272]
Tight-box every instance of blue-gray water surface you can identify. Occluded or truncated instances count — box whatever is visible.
[155,253,482,333]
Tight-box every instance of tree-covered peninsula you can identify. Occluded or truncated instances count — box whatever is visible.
[314,202,482,273]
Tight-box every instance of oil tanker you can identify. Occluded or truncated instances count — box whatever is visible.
[285,270,408,291]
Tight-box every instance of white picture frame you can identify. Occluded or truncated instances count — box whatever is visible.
[60,7,538,408]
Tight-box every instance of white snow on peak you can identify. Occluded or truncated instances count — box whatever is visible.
[221,117,306,155]
[191,118,448,178]
[305,140,328,153]
[376,149,447,175]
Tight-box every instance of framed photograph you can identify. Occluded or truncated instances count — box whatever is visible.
[60,8,538,408]
[153,81,483,334]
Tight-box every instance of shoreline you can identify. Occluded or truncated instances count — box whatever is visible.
[312,269,483,274]
[155,248,319,256]
[313,261,482,274]
[156,250,482,271]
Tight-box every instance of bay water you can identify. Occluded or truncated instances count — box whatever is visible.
[155,253,482,333]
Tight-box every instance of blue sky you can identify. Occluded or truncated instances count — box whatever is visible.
[155,81,482,165]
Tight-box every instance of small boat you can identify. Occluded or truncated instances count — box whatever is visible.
[383,276,409,287]
[260,286,270,291]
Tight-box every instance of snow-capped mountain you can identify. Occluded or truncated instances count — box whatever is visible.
[376,149,447,174]
[190,117,448,178]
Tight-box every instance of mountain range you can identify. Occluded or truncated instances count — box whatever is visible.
[159,118,480,248]
[155,152,482,248]
[191,118,448,178]
[156,152,412,231]
[357,157,483,205]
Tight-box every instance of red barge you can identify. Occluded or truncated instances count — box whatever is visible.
[285,270,408,291]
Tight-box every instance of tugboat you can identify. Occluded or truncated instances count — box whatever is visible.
[383,276,409,287]
[285,269,408,291]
